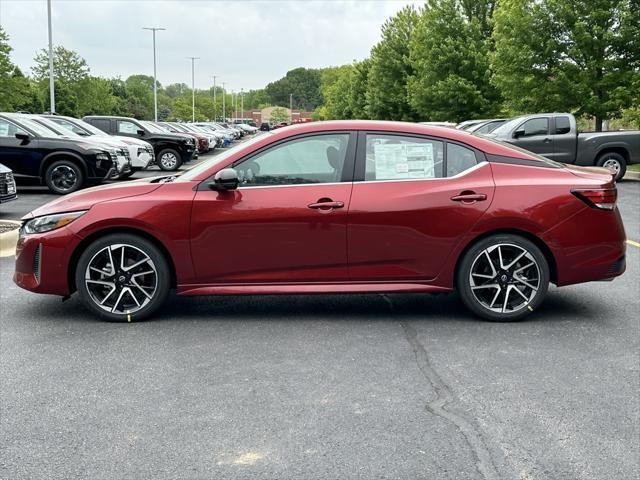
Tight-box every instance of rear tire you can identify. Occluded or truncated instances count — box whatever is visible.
[157,149,183,171]
[45,159,84,195]
[75,233,171,322]
[596,152,626,182]
[456,234,550,321]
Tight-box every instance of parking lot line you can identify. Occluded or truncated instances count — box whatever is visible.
[626,239,640,248]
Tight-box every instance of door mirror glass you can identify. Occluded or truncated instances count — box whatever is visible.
[211,168,239,191]
[513,129,525,138]
[15,132,31,144]
[137,129,145,136]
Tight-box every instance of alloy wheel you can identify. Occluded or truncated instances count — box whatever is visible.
[602,157,621,175]
[84,243,158,314]
[160,152,178,170]
[469,243,540,313]
[51,165,78,192]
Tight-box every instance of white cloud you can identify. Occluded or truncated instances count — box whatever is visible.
[0,0,422,90]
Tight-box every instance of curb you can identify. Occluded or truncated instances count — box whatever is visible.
[623,170,640,181]
[0,220,20,258]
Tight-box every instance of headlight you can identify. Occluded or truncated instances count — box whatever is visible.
[21,210,87,235]
[96,152,110,162]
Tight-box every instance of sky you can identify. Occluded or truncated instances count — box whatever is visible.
[0,0,421,92]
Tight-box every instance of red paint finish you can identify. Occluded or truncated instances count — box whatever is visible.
[14,120,626,301]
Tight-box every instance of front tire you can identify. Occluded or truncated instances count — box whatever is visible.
[157,149,183,171]
[456,234,550,321]
[45,160,84,195]
[75,233,171,322]
[596,152,626,182]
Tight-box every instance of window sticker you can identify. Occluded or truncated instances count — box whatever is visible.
[373,142,435,180]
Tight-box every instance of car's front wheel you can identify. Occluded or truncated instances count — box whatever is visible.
[75,233,171,321]
[157,149,183,171]
[456,234,550,321]
[45,159,84,194]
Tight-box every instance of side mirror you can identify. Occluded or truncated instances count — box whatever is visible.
[15,132,31,144]
[513,129,525,138]
[211,168,239,191]
[137,129,145,136]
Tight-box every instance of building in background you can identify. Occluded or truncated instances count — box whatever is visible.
[235,107,313,125]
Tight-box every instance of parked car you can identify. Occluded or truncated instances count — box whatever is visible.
[466,119,506,135]
[153,122,210,154]
[41,114,154,176]
[419,121,457,128]
[272,122,289,129]
[0,163,17,203]
[260,122,271,131]
[487,113,640,181]
[188,124,225,147]
[14,120,626,322]
[28,115,132,180]
[0,112,115,194]
[83,116,196,171]
[456,119,489,130]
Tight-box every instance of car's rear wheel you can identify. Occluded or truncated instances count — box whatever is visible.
[596,152,626,181]
[75,234,170,322]
[45,160,84,195]
[157,149,182,171]
[457,234,549,321]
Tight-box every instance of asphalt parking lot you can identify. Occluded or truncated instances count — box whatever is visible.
[0,157,638,479]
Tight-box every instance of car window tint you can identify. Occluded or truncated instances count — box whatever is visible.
[520,118,548,137]
[0,119,27,138]
[118,121,139,134]
[49,118,86,135]
[555,116,571,135]
[235,134,350,186]
[91,119,111,133]
[447,144,477,177]
[365,134,444,181]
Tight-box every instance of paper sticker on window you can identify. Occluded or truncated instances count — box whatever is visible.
[373,142,434,180]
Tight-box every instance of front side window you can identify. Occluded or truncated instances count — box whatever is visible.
[519,118,548,137]
[447,144,477,177]
[234,134,350,187]
[117,121,140,135]
[365,134,444,181]
[555,116,571,135]
[0,119,27,138]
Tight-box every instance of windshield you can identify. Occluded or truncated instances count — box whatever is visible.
[176,133,271,182]
[488,117,523,136]
[10,116,61,137]
[140,121,167,134]
[33,117,83,138]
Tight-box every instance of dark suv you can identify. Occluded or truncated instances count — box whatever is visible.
[0,113,115,194]
[83,116,196,171]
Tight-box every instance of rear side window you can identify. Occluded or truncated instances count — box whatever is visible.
[447,144,477,177]
[365,134,444,181]
[519,118,548,137]
[90,119,111,133]
[555,116,571,135]
[0,119,28,138]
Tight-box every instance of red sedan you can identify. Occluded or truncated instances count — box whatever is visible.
[14,121,626,322]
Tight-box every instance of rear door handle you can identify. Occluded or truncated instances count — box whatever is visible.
[543,137,552,143]
[451,193,487,203]
[308,199,344,210]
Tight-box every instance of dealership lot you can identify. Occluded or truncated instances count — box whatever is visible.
[0,169,638,479]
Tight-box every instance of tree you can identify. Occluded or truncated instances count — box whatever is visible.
[366,5,420,121]
[321,65,355,119]
[492,0,639,130]
[265,67,323,111]
[348,59,371,119]
[408,0,500,122]
[32,45,89,83]
[269,107,290,124]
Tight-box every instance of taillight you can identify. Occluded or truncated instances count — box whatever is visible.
[571,188,617,210]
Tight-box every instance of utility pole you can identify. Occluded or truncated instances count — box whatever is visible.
[222,82,226,121]
[211,75,218,121]
[143,27,166,121]
[47,0,55,113]
[187,57,200,122]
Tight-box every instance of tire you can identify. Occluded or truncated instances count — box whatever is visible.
[75,233,171,322]
[157,149,183,171]
[456,234,550,322]
[596,152,627,182]
[45,159,84,195]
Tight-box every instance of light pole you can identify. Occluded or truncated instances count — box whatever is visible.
[240,88,244,122]
[232,90,237,122]
[187,56,200,122]
[211,75,218,121]
[289,93,293,124]
[47,0,55,113]
[143,27,165,122]
[222,82,226,121]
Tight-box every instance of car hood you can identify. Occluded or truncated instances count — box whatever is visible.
[22,177,163,220]
[151,132,191,142]
[0,163,11,173]
[113,136,153,148]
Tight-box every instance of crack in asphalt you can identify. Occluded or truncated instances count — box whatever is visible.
[380,294,499,480]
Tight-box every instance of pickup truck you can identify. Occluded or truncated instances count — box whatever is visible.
[83,115,196,171]
[486,113,640,181]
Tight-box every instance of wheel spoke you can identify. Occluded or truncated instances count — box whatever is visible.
[512,285,530,301]
[111,288,127,313]
[514,262,535,274]
[483,250,497,276]
[99,286,117,305]
[504,250,527,270]
[513,276,538,291]
[86,279,115,287]
[131,279,152,299]
[472,283,500,290]
[497,245,505,269]
[489,287,502,308]
[502,285,512,313]
[123,257,152,272]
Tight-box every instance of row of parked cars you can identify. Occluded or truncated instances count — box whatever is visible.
[426,112,639,181]
[0,112,258,197]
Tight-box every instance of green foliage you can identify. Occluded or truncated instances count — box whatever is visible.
[408,0,500,122]
[366,5,420,121]
[320,65,355,119]
[269,107,290,124]
[492,0,639,130]
[265,67,323,111]
[32,45,89,83]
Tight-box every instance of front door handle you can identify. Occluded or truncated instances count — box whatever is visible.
[543,137,552,144]
[451,192,487,203]
[308,198,344,210]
